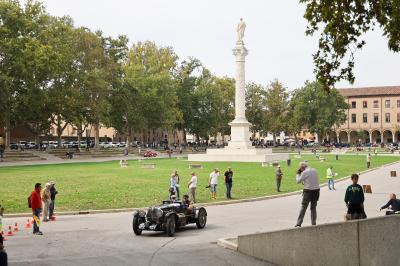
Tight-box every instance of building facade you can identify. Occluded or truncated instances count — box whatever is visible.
[335,86,400,144]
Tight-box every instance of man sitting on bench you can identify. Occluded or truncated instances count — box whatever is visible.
[380,193,400,215]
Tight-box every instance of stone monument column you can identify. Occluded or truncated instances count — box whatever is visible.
[228,19,253,150]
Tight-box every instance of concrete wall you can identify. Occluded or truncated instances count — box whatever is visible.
[237,215,400,266]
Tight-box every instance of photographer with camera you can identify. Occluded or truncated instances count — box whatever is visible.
[295,161,320,227]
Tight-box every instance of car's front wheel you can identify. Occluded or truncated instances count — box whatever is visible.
[132,215,142,235]
[165,215,176,237]
[196,208,207,229]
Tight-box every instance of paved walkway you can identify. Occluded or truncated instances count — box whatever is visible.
[0,153,180,167]
[3,161,400,265]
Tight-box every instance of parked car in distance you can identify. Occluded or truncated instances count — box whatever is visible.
[143,150,157,157]
[10,143,19,150]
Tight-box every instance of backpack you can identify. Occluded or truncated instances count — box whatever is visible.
[28,195,31,208]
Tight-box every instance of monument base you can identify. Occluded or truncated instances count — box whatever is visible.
[188,148,289,163]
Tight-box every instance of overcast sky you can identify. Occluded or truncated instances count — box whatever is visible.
[38,0,400,90]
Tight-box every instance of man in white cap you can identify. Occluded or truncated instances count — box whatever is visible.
[295,161,320,227]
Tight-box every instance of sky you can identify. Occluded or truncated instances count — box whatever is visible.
[37,0,400,90]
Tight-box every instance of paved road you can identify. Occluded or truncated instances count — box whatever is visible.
[3,161,400,266]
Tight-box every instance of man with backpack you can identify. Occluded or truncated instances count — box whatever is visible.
[29,183,43,235]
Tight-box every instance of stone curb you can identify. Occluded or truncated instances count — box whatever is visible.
[4,161,399,218]
[217,238,238,251]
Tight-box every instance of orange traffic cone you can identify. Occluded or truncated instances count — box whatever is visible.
[25,219,31,228]
[13,222,19,232]
[7,225,13,236]
[30,218,34,225]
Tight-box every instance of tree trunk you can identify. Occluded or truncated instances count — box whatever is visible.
[94,122,100,150]
[5,117,11,150]
[57,117,62,148]
[77,123,83,152]
[182,128,187,144]
[272,133,277,146]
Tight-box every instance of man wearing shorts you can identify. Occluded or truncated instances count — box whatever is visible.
[209,168,219,200]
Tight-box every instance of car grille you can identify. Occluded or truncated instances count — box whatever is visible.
[146,208,160,223]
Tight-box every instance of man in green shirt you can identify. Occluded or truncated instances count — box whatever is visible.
[344,174,366,220]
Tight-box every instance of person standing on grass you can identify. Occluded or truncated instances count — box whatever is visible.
[41,183,51,222]
[295,161,320,227]
[169,174,176,199]
[30,183,43,235]
[275,165,283,192]
[49,181,58,219]
[188,172,198,203]
[344,173,366,220]
[172,170,180,200]
[209,168,219,199]
[326,166,336,190]
[224,167,233,199]
[366,153,372,168]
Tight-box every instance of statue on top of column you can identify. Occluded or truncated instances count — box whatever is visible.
[236,18,246,44]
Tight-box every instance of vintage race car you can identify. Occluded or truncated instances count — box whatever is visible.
[132,200,207,237]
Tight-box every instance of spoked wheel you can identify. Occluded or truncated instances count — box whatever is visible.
[166,215,176,237]
[196,208,207,229]
[132,215,142,235]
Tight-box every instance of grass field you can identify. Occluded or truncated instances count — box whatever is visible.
[0,154,398,213]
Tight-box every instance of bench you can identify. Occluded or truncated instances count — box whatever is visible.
[142,163,156,169]
[362,185,372,193]
[189,164,203,169]
[120,159,128,168]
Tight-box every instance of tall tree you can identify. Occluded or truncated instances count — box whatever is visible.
[123,41,181,144]
[175,57,203,144]
[246,83,267,139]
[264,80,289,145]
[0,0,27,148]
[290,81,349,141]
[301,0,400,89]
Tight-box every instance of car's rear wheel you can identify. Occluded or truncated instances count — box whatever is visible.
[196,208,207,229]
[166,215,176,237]
[132,215,142,235]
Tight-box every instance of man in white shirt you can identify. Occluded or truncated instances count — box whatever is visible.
[295,161,320,227]
[209,168,220,200]
[188,172,198,203]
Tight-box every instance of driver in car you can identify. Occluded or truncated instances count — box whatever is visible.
[181,194,193,214]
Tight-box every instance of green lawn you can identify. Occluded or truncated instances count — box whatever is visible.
[0,154,398,213]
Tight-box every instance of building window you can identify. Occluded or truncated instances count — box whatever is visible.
[363,101,367,108]
[385,100,390,108]
[373,100,379,108]
[397,100,400,108]
[374,113,379,123]
[397,113,400,123]
[351,101,356,108]
[385,113,390,123]
[351,114,356,123]
[362,113,367,123]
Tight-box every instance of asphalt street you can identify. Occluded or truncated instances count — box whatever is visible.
[3,159,400,266]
